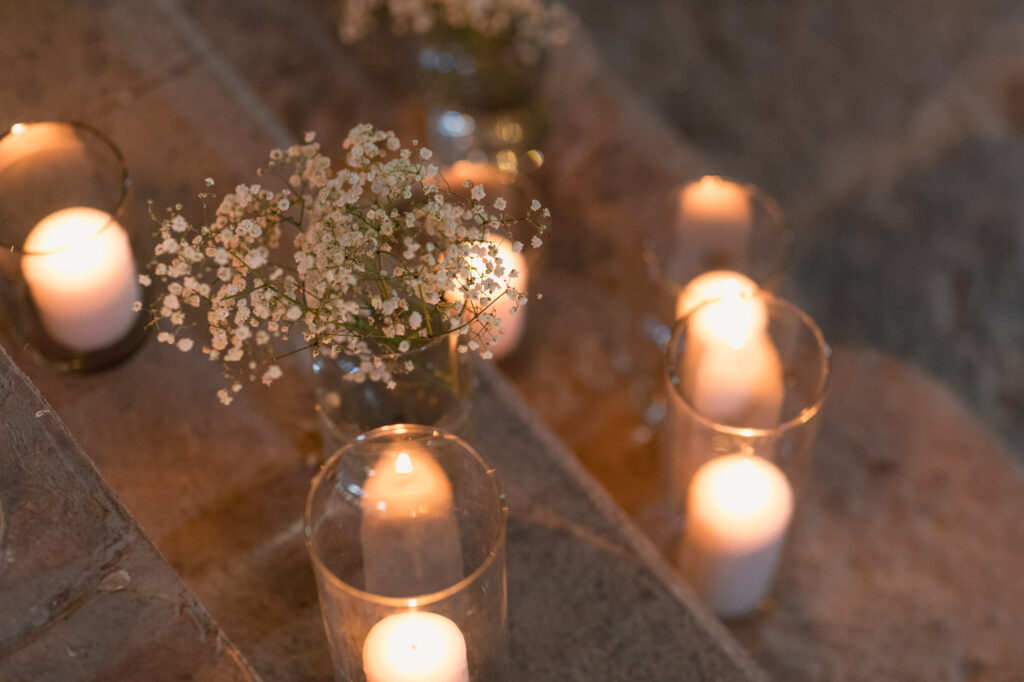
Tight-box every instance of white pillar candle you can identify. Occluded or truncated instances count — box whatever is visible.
[443,160,515,192]
[363,611,469,682]
[675,271,782,428]
[689,336,784,428]
[360,445,463,596]
[481,234,527,361]
[674,176,753,275]
[22,206,140,352]
[677,175,752,234]
[440,161,531,361]
[0,122,86,174]
[680,454,794,618]
[454,234,529,362]
[675,269,760,324]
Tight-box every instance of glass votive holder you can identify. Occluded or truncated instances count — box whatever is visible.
[662,292,831,619]
[642,175,791,345]
[0,121,146,371]
[633,176,790,439]
[305,424,509,682]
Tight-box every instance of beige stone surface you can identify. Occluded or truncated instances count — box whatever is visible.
[7,324,762,682]
[0,346,259,682]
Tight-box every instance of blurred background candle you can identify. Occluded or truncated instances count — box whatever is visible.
[443,159,516,192]
[689,337,784,427]
[21,206,141,352]
[676,273,783,428]
[675,269,760,325]
[482,234,528,361]
[454,234,530,362]
[439,161,533,361]
[670,176,754,280]
[362,611,469,682]
[360,444,463,596]
[679,453,794,618]
[677,175,752,233]
[0,122,86,176]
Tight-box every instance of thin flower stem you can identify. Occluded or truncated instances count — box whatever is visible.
[274,343,316,360]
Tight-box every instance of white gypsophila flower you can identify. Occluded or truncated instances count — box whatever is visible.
[262,365,283,385]
[145,123,549,402]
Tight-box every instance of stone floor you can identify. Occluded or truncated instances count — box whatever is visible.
[4,0,1024,679]
[566,0,1024,461]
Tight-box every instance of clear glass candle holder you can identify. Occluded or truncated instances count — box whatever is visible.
[305,424,509,682]
[647,175,790,296]
[641,176,791,347]
[632,176,791,439]
[417,38,545,175]
[662,292,831,619]
[312,334,475,456]
[0,121,146,371]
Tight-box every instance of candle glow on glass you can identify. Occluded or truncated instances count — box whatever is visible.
[681,453,794,618]
[22,206,140,352]
[362,611,469,682]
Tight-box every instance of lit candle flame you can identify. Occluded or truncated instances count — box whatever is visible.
[703,294,759,351]
[395,452,413,474]
[709,458,772,516]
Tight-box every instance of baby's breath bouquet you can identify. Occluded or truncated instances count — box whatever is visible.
[144,124,548,406]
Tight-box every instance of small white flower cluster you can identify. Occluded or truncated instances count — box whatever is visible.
[146,124,548,404]
[339,0,574,64]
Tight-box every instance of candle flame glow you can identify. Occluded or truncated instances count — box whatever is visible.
[709,458,773,517]
[675,270,759,321]
[10,123,26,135]
[703,295,758,350]
[395,452,413,475]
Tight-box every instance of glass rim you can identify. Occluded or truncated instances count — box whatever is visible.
[0,120,130,255]
[665,290,833,437]
[643,174,792,292]
[303,423,508,609]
